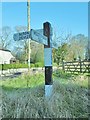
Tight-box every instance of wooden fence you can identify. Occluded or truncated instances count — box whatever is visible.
[61,60,90,73]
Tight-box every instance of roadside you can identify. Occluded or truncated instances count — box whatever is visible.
[0,67,58,80]
[0,67,57,75]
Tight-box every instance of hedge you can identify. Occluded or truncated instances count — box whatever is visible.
[0,63,44,70]
[0,64,28,70]
[35,62,44,67]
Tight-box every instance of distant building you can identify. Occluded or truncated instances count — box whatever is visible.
[0,49,16,64]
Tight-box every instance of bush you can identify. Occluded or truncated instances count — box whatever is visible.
[0,63,45,70]
[0,63,28,70]
[0,64,2,70]
[53,69,72,78]
[35,62,44,67]
[30,64,35,68]
[3,64,12,70]
[0,63,44,70]
[53,62,58,66]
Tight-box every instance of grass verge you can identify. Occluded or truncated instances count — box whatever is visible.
[0,72,89,118]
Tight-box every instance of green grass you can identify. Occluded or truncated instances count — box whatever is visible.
[1,73,44,90]
[53,69,88,88]
[0,72,89,118]
[1,71,88,90]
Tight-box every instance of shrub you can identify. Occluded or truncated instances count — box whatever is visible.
[35,62,44,67]
[53,62,58,66]
[53,69,72,78]
[0,63,28,70]
[30,64,35,68]
[0,63,44,70]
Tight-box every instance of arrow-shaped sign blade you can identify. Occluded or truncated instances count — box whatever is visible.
[13,29,59,49]
[30,29,48,45]
[35,29,43,35]
[13,31,31,41]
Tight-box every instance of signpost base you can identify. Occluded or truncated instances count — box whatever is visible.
[45,85,53,98]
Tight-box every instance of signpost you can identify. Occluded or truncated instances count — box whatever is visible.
[13,22,58,97]
[43,22,53,97]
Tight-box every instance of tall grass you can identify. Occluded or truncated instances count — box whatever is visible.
[1,72,89,119]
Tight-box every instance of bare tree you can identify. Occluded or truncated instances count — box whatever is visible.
[14,26,29,63]
[0,26,12,50]
[52,29,72,63]
[66,34,88,61]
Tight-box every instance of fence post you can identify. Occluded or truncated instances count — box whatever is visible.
[79,57,82,73]
[62,59,65,72]
[2,64,4,75]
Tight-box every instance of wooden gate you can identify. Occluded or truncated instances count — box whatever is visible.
[62,60,90,73]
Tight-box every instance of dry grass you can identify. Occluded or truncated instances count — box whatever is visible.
[1,73,89,119]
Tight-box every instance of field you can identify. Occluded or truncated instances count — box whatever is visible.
[0,70,89,119]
